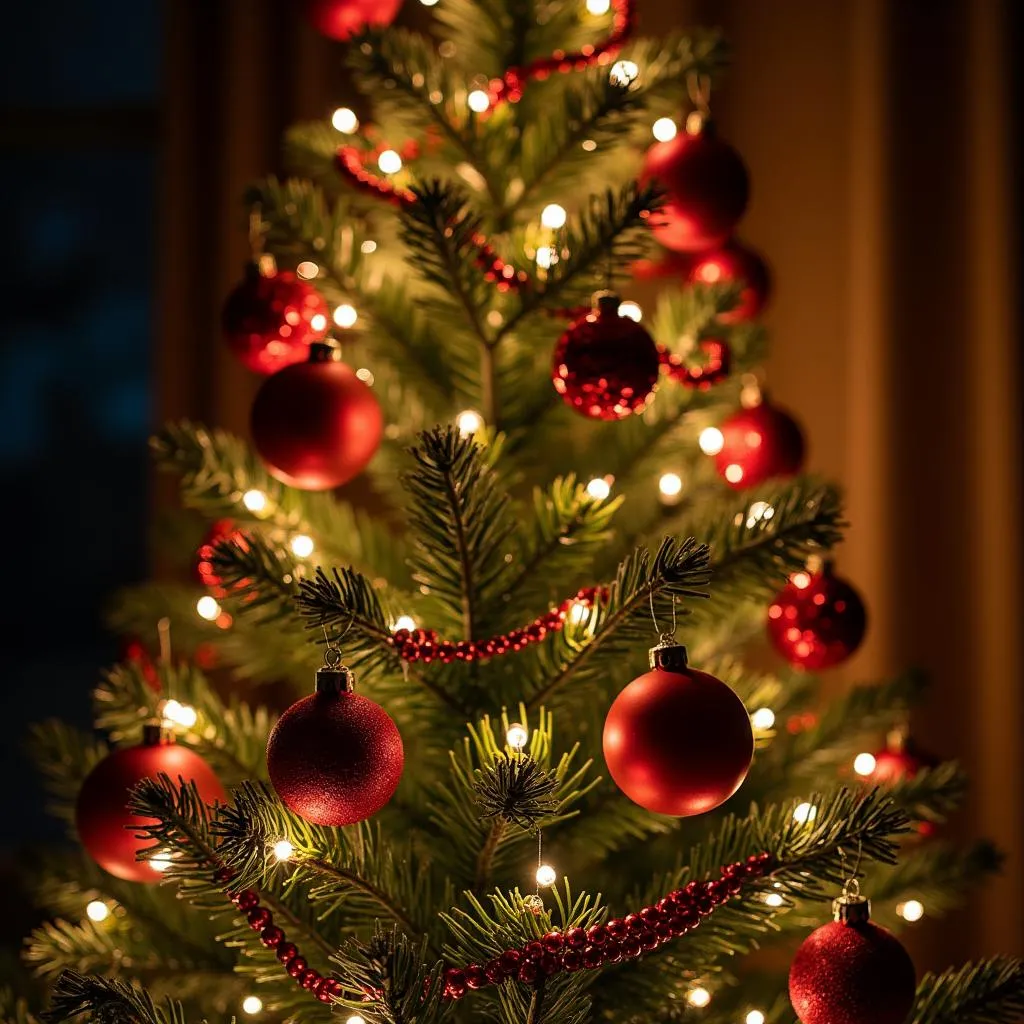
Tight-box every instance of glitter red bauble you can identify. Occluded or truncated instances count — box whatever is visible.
[767,566,867,671]
[688,240,772,323]
[714,398,805,489]
[789,917,916,1024]
[603,652,753,816]
[222,264,330,375]
[267,684,404,826]
[251,344,383,490]
[305,0,403,40]
[642,121,750,253]
[551,293,661,420]
[75,733,225,883]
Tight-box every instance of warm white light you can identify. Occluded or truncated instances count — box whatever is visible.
[150,852,173,873]
[536,864,557,887]
[290,534,315,558]
[751,707,776,730]
[586,478,611,500]
[310,313,328,332]
[296,261,319,280]
[746,1012,766,1024]
[360,239,378,254]
[242,996,263,1015]
[746,500,775,528]
[725,464,744,484]
[331,107,359,134]
[652,117,678,142]
[162,699,198,729]
[86,900,110,922]
[467,89,490,113]
[356,368,374,385]
[419,0,439,6]
[764,892,784,908]
[854,752,878,777]
[609,60,640,86]
[698,427,725,455]
[346,1017,367,1024]
[586,0,611,13]
[658,472,682,497]
[793,802,818,825]
[378,149,403,174]
[541,203,567,229]
[273,839,295,862]
[535,246,556,270]
[456,409,484,436]
[196,596,222,622]
[394,615,417,633]
[242,488,267,512]
[568,601,589,625]
[687,987,711,1008]
[791,571,812,590]
[898,899,924,922]
[334,303,358,328]
[506,723,529,750]
[618,300,642,322]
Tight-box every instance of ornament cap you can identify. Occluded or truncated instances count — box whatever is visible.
[308,340,341,364]
[142,722,174,746]
[593,291,621,316]
[832,892,872,925]
[649,640,689,672]
[315,665,356,695]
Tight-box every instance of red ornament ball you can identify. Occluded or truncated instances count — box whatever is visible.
[870,736,937,784]
[688,240,772,323]
[305,0,403,40]
[251,343,383,490]
[196,519,248,591]
[222,264,330,375]
[767,565,867,671]
[76,730,225,883]
[267,670,404,826]
[789,906,916,1024]
[642,120,750,253]
[603,647,753,816]
[714,397,805,489]
[552,293,661,419]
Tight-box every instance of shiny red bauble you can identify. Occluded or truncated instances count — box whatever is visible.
[267,668,403,826]
[603,646,753,816]
[870,735,937,784]
[76,729,226,883]
[688,240,772,323]
[767,565,867,671]
[222,264,330,375]
[251,343,383,491]
[305,0,403,40]
[714,397,805,489]
[789,903,916,1024]
[196,518,248,591]
[552,293,661,420]
[642,120,750,253]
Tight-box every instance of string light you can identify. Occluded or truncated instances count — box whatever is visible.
[764,892,784,908]
[296,261,319,280]
[242,489,267,512]
[687,987,711,1008]
[746,1012,766,1024]
[86,900,110,922]
[456,409,484,436]
[609,60,639,86]
[541,203,567,229]
[394,615,417,632]
[535,246,556,270]
[360,239,377,254]
[617,300,642,322]
[378,149,403,174]
[241,996,263,1015]
[331,107,359,134]
[310,312,328,332]
[793,802,818,825]
[506,723,529,750]
[745,501,775,528]
[751,707,776,730]
[853,752,878,776]
[272,839,295,862]
[467,89,490,113]
[586,0,611,12]
[290,534,315,558]
[536,864,557,887]
[652,117,678,142]
[724,464,744,484]
[419,0,439,6]
[346,1016,367,1024]
[791,571,812,590]
[698,426,725,455]
[356,368,374,385]
[196,596,222,622]
[334,304,358,329]
[586,477,611,500]
[897,899,924,922]
[161,699,198,729]
[658,472,682,498]
[581,139,597,152]
[150,852,173,873]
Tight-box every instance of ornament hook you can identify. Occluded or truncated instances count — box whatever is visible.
[648,588,678,645]
[316,620,355,692]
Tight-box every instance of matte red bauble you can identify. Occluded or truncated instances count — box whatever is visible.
[767,564,867,671]
[603,643,753,816]
[305,0,403,40]
[251,343,383,490]
[76,727,226,883]
[552,293,661,420]
[714,397,805,489]
[267,665,403,826]
[642,119,750,253]
[688,240,772,323]
[789,896,916,1024]
[222,264,329,375]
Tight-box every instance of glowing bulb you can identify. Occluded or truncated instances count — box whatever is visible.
[346,1017,367,1024]
[378,149,403,174]
[586,477,611,500]
[468,89,490,113]
[196,596,222,622]
[586,0,611,12]
[745,501,775,528]
[86,900,109,922]
[652,117,678,142]
[506,723,529,750]
[568,601,589,625]
[290,534,315,558]
[897,899,924,922]
[334,303,358,328]
[161,699,198,729]
[419,0,439,6]
[356,368,374,385]
[658,472,682,497]
[360,239,377,254]
[746,1012,766,1024]
[751,707,776,730]
[242,488,267,512]
[272,839,295,862]
[331,107,359,134]
[764,892,784,907]
[310,313,328,333]
[242,996,263,1015]
[609,60,639,86]
[687,987,711,1008]
[394,615,417,632]
[150,852,172,873]
[536,864,557,887]
[581,139,597,152]
[793,802,818,825]
[698,426,725,455]
[456,409,484,436]
[618,300,642,322]
[296,261,319,280]
[724,464,744,484]
[791,570,812,589]
[854,752,878,777]
[535,246,556,269]
[541,203,567,229]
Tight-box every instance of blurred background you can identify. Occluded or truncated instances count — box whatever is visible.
[0,0,1019,978]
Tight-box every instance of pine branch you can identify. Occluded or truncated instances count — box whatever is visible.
[26,721,107,825]
[0,989,41,1024]
[42,972,186,1024]
[911,957,1024,1024]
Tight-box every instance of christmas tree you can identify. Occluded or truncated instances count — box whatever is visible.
[12,2,1024,1023]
